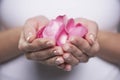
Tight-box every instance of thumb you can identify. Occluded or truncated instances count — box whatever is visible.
[74,18,98,45]
[85,22,98,45]
[23,20,37,43]
[24,16,49,43]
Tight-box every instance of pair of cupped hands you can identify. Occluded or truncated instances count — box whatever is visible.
[18,15,99,71]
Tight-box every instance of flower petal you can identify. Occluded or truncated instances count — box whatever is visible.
[69,26,88,37]
[57,29,68,45]
[37,15,88,46]
[42,20,65,41]
[65,18,74,33]
[36,26,45,38]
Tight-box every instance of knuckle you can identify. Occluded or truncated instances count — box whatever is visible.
[36,39,49,49]
[71,59,79,66]
[28,52,44,60]
[76,52,83,59]
[34,39,43,45]
[66,57,71,62]
[64,54,71,61]
[83,44,90,52]
[71,46,82,58]
[37,53,46,60]
[18,43,27,52]
[48,48,55,57]
[38,49,54,60]
[71,37,79,44]
[46,58,57,66]
[69,45,74,51]
[72,49,78,55]
[80,55,89,62]
[67,45,77,54]
[78,39,86,46]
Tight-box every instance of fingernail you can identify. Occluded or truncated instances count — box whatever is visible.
[26,32,33,42]
[65,65,72,71]
[54,49,63,55]
[55,57,64,65]
[89,34,95,44]
[63,44,69,51]
[63,54,71,61]
[69,37,75,42]
[64,54,69,59]
[53,50,59,55]
[46,41,54,46]
[26,36,31,42]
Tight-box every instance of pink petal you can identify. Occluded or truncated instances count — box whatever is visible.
[56,15,67,24]
[69,26,88,37]
[36,15,88,46]
[43,20,65,41]
[65,18,74,33]
[36,26,45,38]
[56,29,68,45]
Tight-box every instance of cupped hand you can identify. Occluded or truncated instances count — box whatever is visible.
[18,16,64,66]
[61,18,100,71]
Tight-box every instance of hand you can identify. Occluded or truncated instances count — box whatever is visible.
[18,16,64,66]
[61,18,100,71]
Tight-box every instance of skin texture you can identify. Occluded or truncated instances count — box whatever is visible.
[0,16,120,71]
[97,31,120,66]
[18,16,100,71]
[0,27,22,63]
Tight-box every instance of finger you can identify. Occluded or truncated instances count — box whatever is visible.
[74,18,98,44]
[69,36,99,57]
[40,56,64,66]
[33,16,49,30]
[23,23,37,43]
[24,16,49,43]
[55,57,65,65]
[18,31,27,53]
[63,43,89,62]
[64,64,72,71]
[88,40,100,57]
[63,53,79,66]
[85,26,98,45]
[62,43,83,61]
[57,63,66,69]
[57,63,73,71]
[25,46,63,60]
[69,36,91,53]
[79,54,89,62]
[19,38,55,52]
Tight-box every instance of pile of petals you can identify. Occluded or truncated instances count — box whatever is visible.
[37,15,88,46]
